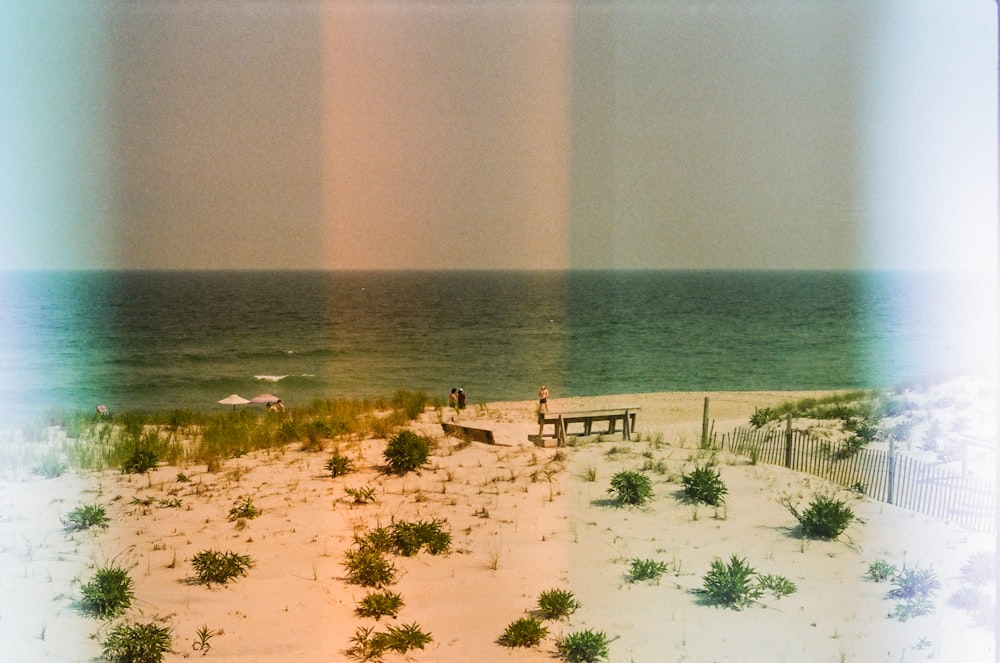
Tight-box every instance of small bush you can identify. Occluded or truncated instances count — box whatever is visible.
[356,590,405,620]
[346,625,382,661]
[866,559,897,582]
[191,550,253,585]
[958,551,996,586]
[356,526,394,555]
[80,566,135,619]
[32,454,68,478]
[381,622,432,654]
[343,547,397,588]
[701,555,763,610]
[63,504,109,532]
[325,449,355,477]
[607,470,653,507]
[681,463,727,506]
[948,586,996,629]
[383,430,430,474]
[227,497,261,521]
[785,494,854,540]
[749,407,775,428]
[301,421,330,452]
[347,622,432,660]
[557,629,610,663]
[498,617,548,648]
[888,565,940,621]
[833,435,866,460]
[626,558,669,584]
[537,588,581,620]
[122,448,158,474]
[388,519,451,556]
[948,585,991,613]
[101,622,172,663]
[756,574,797,597]
[345,485,377,504]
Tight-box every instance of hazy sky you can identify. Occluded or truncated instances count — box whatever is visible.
[1,0,996,271]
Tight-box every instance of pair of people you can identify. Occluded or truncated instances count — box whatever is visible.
[449,388,466,410]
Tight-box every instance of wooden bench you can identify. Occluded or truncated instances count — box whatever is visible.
[533,407,640,446]
[441,422,496,445]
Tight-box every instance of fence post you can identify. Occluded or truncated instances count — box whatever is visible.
[784,414,792,469]
[701,397,710,449]
[887,435,896,505]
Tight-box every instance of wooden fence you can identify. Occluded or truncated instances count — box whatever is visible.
[714,422,997,533]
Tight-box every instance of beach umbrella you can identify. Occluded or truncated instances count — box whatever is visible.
[218,394,250,410]
[250,393,281,404]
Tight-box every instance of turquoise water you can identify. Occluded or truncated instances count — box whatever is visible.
[0,270,993,419]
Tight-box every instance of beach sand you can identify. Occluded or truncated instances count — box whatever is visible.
[2,389,995,662]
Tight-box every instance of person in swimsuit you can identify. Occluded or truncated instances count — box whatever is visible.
[538,385,549,412]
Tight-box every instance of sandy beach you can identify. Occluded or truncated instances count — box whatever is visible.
[2,388,995,662]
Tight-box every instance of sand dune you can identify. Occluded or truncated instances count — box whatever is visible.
[2,389,995,661]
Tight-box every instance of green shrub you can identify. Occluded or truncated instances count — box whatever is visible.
[346,625,382,661]
[701,555,763,610]
[756,574,797,597]
[557,629,610,663]
[227,497,261,521]
[325,449,355,477]
[343,547,397,588]
[607,470,653,507]
[121,447,158,474]
[497,617,548,648]
[347,622,432,661]
[277,420,301,444]
[785,494,854,540]
[833,435,866,459]
[866,559,897,582]
[626,558,669,584]
[749,407,775,428]
[681,463,727,506]
[383,430,430,474]
[301,421,330,452]
[537,588,581,620]
[355,526,394,554]
[63,504,109,532]
[848,419,880,442]
[888,565,940,621]
[191,550,253,585]
[356,590,405,620]
[101,622,172,663]
[80,566,135,619]
[345,485,377,504]
[388,519,451,556]
[380,622,432,654]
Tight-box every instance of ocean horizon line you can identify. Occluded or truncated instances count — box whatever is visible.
[4,266,993,275]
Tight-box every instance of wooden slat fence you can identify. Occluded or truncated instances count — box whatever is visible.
[716,426,997,533]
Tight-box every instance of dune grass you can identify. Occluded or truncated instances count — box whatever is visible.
[42,391,432,474]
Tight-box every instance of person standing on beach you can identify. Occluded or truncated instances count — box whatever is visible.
[457,388,467,409]
[449,388,459,410]
[538,385,549,412]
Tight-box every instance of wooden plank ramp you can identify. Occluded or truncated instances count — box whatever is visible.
[441,422,500,446]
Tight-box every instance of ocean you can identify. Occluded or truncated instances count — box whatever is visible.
[0,270,994,421]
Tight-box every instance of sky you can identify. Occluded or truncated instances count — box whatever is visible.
[1,0,996,272]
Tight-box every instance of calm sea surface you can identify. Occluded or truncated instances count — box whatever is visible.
[0,270,994,420]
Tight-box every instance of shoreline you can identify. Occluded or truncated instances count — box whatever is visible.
[2,386,995,661]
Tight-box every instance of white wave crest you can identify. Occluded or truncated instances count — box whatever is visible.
[254,375,288,382]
